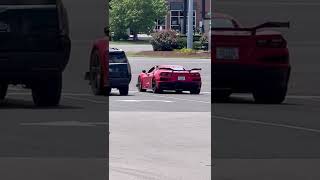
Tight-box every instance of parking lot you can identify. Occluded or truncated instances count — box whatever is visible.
[109,57,211,179]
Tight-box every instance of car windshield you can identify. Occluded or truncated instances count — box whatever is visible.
[109,52,128,63]
[212,18,235,28]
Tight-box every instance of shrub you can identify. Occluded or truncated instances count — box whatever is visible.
[200,34,208,44]
[193,41,202,50]
[176,36,187,49]
[112,32,129,41]
[150,30,178,51]
[177,48,196,54]
[199,34,209,50]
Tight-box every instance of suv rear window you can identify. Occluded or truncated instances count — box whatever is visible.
[109,52,128,63]
[212,18,235,28]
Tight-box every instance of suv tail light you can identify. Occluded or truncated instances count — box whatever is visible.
[256,38,286,48]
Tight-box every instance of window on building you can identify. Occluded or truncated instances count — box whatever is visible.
[155,18,166,31]
[170,10,196,33]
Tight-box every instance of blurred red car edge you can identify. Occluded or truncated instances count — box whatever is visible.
[212,13,291,104]
[85,36,109,95]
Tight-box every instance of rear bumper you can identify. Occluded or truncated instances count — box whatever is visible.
[212,64,291,92]
[109,78,131,88]
[158,81,201,90]
[0,52,69,80]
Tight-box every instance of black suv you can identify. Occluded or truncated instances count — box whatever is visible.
[0,0,71,106]
[108,48,131,95]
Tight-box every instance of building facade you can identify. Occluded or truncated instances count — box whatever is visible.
[155,0,211,34]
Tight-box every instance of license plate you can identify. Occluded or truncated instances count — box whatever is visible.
[216,47,239,60]
[178,76,185,81]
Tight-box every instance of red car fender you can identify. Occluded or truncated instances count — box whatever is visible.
[91,37,109,86]
[139,73,148,88]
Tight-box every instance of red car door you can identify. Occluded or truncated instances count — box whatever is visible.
[145,67,155,89]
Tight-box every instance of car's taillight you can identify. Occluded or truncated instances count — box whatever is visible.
[160,72,172,77]
[190,73,200,77]
[256,38,286,48]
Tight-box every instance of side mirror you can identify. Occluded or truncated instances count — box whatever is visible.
[142,70,146,73]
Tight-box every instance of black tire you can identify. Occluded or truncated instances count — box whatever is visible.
[119,86,129,96]
[176,90,183,94]
[32,73,62,107]
[212,90,232,101]
[107,88,111,96]
[90,50,107,96]
[152,79,162,94]
[0,83,8,100]
[137,77,146,92]
[253,86,287,104]
[190,88,201,94]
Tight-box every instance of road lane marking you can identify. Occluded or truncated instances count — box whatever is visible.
[20,121,108,127]
[114,100,174,103]
[213,115,320,134]
[143,94,211,104]
[64,96,108,104]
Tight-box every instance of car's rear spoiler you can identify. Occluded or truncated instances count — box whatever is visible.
[211,21,290,35]
[159,68,202,72]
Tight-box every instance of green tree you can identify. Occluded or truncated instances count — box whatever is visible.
[110,0,168,41]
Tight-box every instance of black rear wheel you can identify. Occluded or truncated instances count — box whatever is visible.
[32,73,62,107]
[0,83,8,100]
[190,88,201,94]
[253,86,287,104]
[119,86,129,96]
[152,79,162,94]
[90,50,107,96]
[212,90,232,102]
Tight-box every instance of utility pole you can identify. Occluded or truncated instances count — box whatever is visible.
[183,0,187,35]
[201,0,205,34]
[187,0,194,49]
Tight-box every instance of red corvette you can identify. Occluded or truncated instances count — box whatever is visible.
[136,65,202,94]
[212,13,291,104]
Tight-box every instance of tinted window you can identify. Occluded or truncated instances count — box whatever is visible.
[212,18,235,28]
[109,64,128,74]
[148,67,155,73]
[109,52,128,63]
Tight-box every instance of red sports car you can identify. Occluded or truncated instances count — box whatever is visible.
[212,13,291,104]
[136,65,202,94]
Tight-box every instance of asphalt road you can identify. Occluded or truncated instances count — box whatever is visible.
[213,1,320,179]
[0,0,108,179]
[109,57,211,179]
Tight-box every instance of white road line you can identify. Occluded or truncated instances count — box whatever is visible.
[213,115,320,134]
[143,94,211,104]
[64,96,107,104]
[114,100,174,103]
